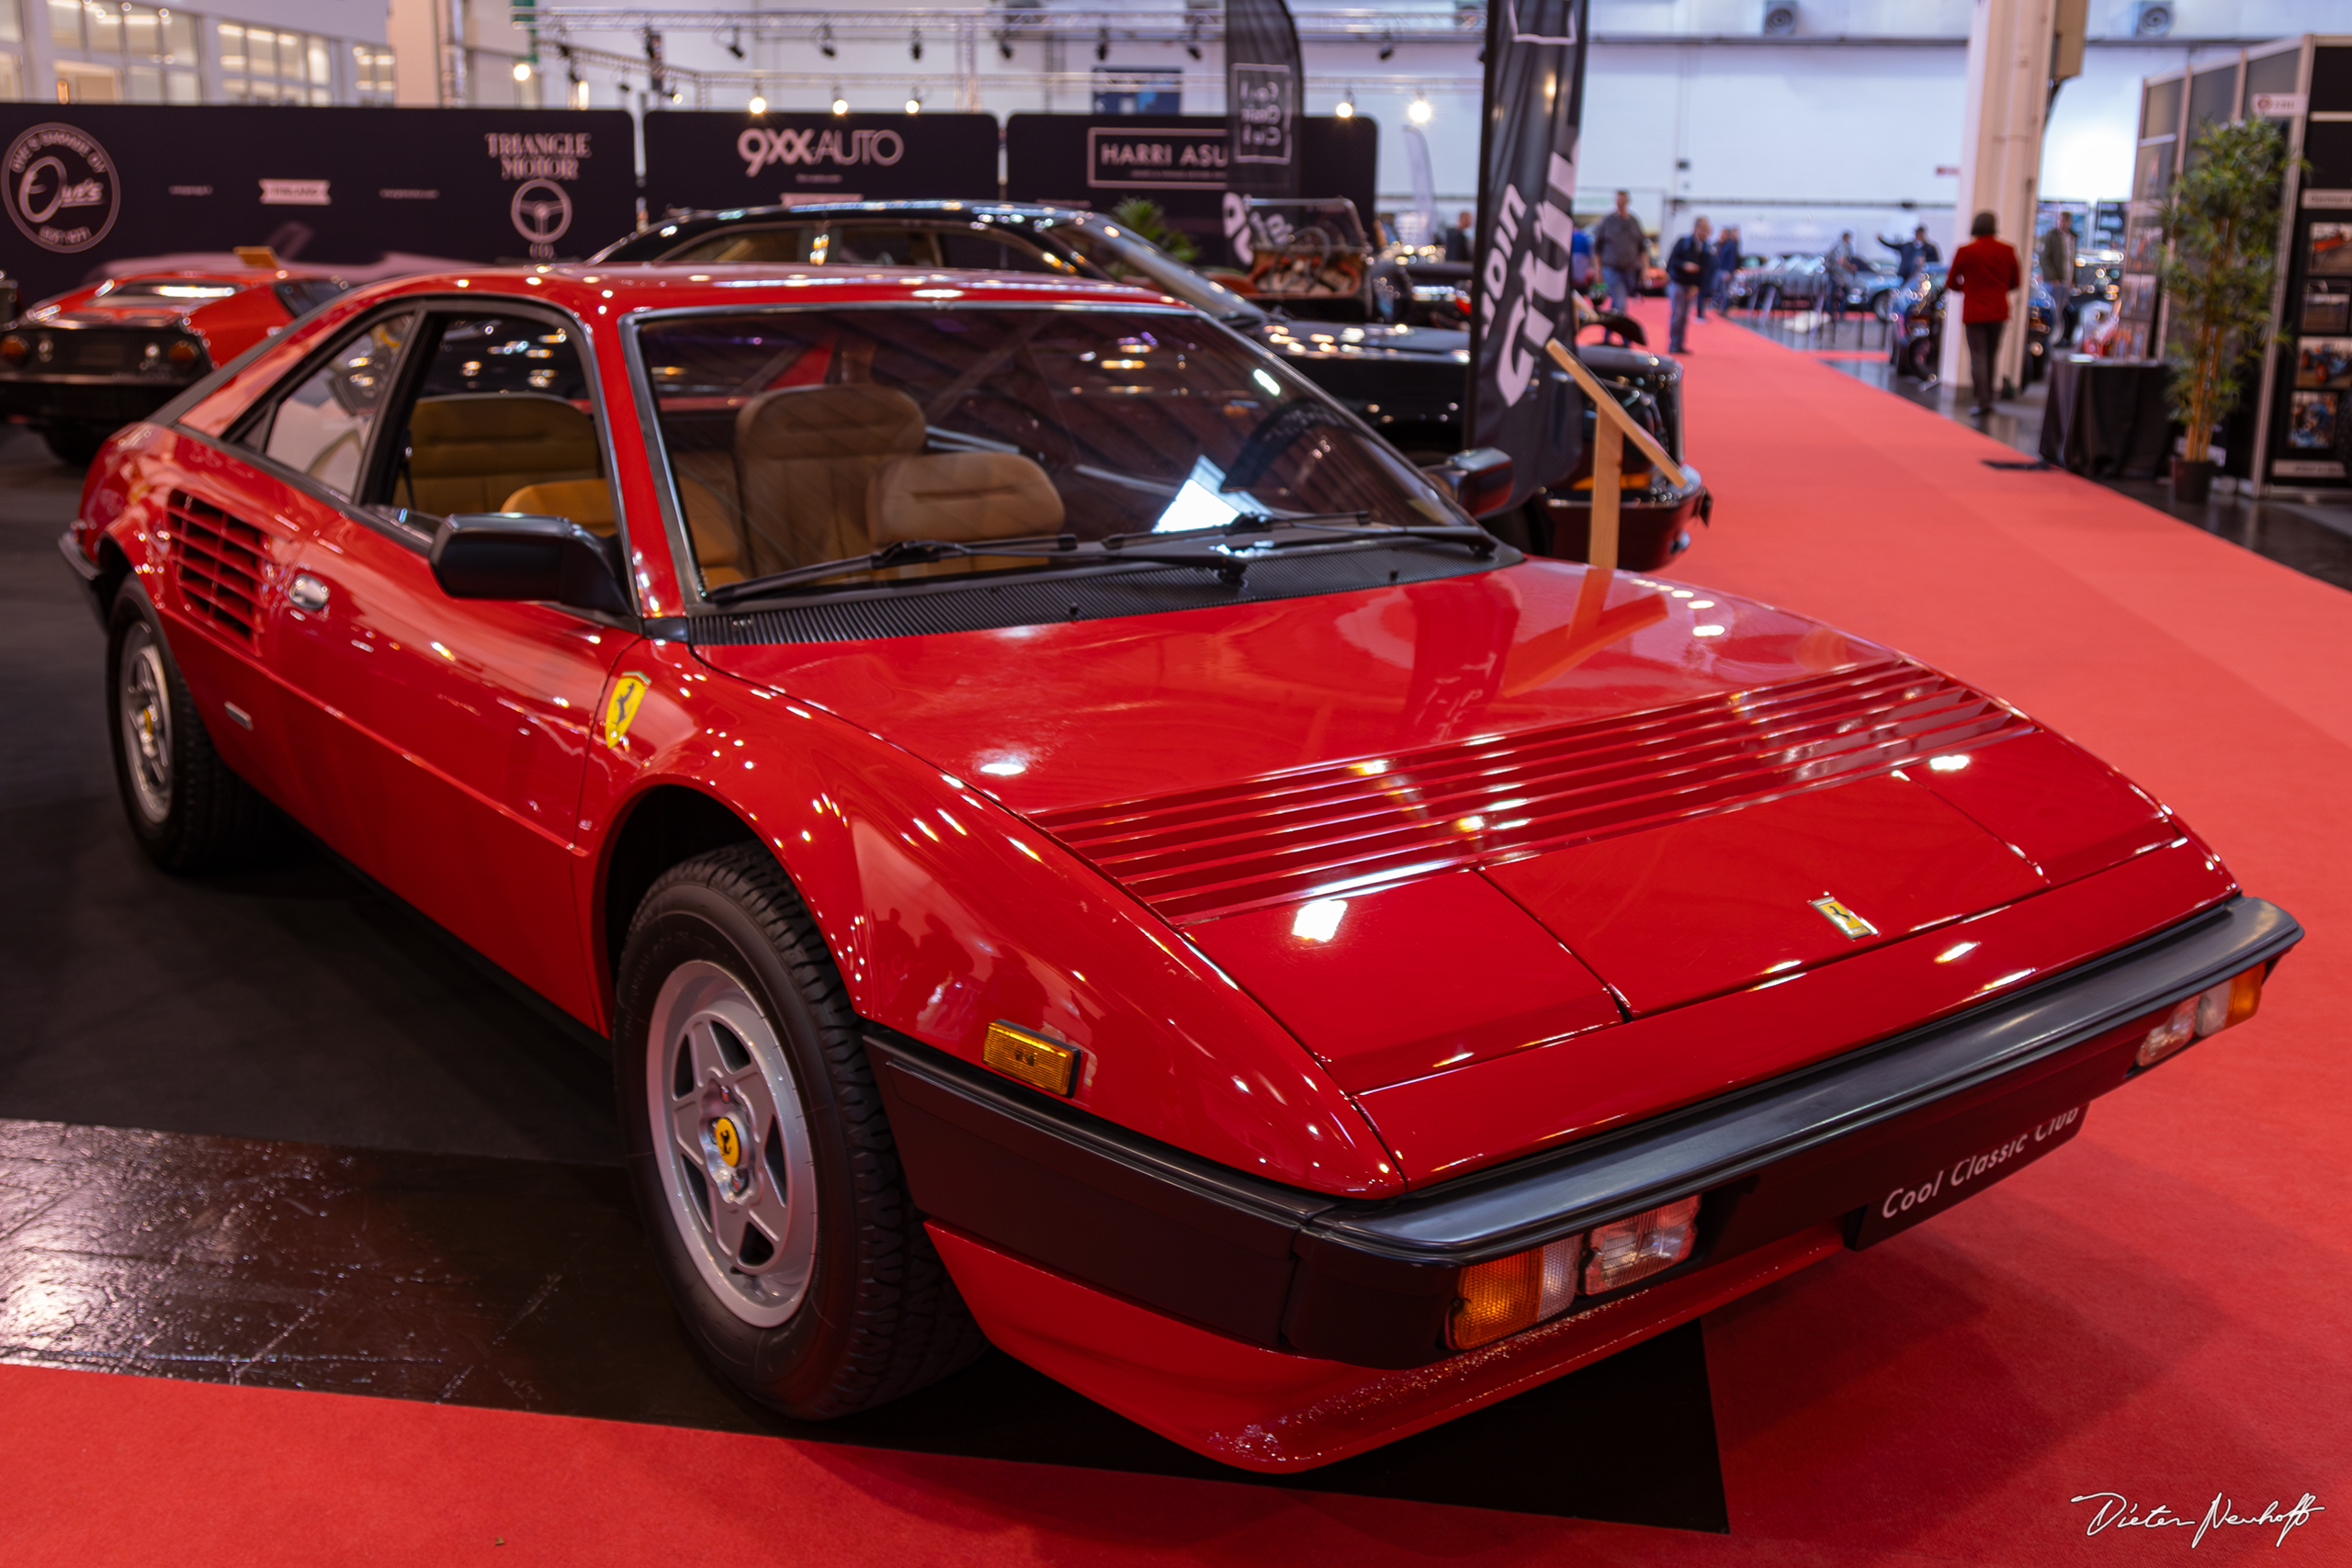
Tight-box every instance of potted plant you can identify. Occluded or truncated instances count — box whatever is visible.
[2157,118,2295,503]
[1109,197,1199,265]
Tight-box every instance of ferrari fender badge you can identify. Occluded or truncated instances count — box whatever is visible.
[1809,896,1879,941]
[602,671,650,750]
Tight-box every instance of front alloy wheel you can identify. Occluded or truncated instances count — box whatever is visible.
[647,960,820,1327]
[119,623,175,826]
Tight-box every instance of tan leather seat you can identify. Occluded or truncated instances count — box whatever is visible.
[497,476,746,589]
[406,393,600,516]
[734,383,926,574]
[500,479,615,532]
[868,452,1065,578]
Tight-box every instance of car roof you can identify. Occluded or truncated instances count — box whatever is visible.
[604,200,1087,258]
[340,262,1185,316]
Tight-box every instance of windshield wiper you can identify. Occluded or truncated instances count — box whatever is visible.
[1102,513,1497,556]
[705,531,1258,604]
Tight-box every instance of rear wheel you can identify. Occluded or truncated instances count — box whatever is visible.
[107,587,275,873]
[615,842,986,1419]
[43,422,109,468]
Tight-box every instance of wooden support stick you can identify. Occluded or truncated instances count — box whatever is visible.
[1589,417,1623,574]
[1542,337,1690,490]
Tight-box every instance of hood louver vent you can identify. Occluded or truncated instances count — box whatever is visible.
[1032,660,2035,925]
[166,491,266,644]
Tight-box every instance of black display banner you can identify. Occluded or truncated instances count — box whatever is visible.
[1467,0,1592,509]
[1223,0,1304,260]
[640,111,1001,216]
[1005,114,1375,263]
[0,106,637,309]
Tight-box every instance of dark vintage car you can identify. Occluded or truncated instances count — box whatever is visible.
[594,200,1712,571]
[1889,266,2058,385]
[2,262,347,465]
[65,263,2298,1472]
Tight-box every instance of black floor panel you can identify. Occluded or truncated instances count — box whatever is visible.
[0,1118,1726,1529]
[0,429,1730,1525]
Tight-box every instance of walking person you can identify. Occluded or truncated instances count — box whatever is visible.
[1667,216,1712,354]
[1713,224,1743,312]
[1948,209,2022,416]
[1594,191,1648,317]
[2039,209,2080,344]
[1825,230,1859,328]
[1442,209,1475,263]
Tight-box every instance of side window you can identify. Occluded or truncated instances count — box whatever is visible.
[937,229,1070,274]
[385,314,608,532]
[823,226,943,266]
[251,311,413,500]
[670,225,820,265]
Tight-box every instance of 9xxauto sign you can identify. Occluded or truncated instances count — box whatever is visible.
[6,123,120,253]
[737,126,905,176]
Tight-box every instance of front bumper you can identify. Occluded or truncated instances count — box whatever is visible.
[873,895,2296,1461]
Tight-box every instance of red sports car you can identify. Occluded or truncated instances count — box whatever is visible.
[3,258,346,466]
[62,265,2297,1471]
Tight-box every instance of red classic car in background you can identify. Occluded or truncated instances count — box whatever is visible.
[62,264,2297,1471]
[3,252,346,465]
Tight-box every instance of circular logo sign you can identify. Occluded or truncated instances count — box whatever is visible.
[509,177,573,247]
[6,123,120,254]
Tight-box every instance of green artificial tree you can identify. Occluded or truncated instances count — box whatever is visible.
[1108,197,1199,265]
[2157,117,2296,495]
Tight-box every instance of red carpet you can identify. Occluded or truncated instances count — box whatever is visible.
[1665,304,2352,1563]
[5,305,2346,1565]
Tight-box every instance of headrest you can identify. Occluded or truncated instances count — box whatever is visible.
[500,479,615,531]
[869,452,1065,546]
[737,383,925,463]
[411,393,599,476]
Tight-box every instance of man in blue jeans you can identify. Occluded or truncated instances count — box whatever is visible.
[1594,190,1648,316]
[1666,216,1713,354]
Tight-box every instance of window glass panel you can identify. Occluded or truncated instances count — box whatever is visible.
[0,56,19,97]
[390,316,600,520]
[85,2,119,53]
[311,85,332,107]
[0,1,20,41]
[258,314,413,500]
[308,38,330,85]
[51,0,82,49]
[164,12,193,57]
[127,63,161,100]
[124,8,158,57]
[218,23,244,74]
[165,68,197,103]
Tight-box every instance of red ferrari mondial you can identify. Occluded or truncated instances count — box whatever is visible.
[3,261,346,465]
[63,265,2297,1470]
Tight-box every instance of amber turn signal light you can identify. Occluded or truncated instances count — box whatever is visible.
[1450,1235,1580,1349]
[0,335,27,367]
[983,1020,1080,1096]
[2136,965,2264,1068]
[166,339,201,367]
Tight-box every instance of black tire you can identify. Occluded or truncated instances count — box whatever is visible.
[107,585,276,873]
[614,841,986,1420]
[42,421,110,468]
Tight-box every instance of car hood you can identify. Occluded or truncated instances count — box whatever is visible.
[702,559,2178,1095]
[1258,320,1469,364]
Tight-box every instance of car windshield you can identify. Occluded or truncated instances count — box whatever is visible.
[634,305,1455,595]
[102,280,244,301]
[1037,218,1263,322]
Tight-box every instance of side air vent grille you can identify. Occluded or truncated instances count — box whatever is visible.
[1032,660,2036,925]
[166,490,266,643]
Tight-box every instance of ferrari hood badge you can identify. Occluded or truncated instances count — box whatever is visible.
[1809,896,1879,941]
[602,671,650,750]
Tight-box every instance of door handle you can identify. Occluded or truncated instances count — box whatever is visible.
[288,572,330,612]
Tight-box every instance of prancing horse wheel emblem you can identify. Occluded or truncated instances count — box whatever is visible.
[1810,895,1878,941]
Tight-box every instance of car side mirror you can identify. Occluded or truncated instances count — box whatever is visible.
[1422,447,1514,519]
[430,513,630,615]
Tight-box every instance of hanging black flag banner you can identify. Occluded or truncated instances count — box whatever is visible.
[1222,0,1303,263]
[1467,0,1592,511]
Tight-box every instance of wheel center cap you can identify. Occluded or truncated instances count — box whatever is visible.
[700,1101,754,1201]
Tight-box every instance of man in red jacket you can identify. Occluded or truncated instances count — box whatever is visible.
[1947,209,2022,415]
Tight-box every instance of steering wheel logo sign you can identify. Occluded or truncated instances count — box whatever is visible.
[6,123,120,254]
[509,177,573,258]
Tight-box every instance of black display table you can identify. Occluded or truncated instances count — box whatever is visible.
[2038,356,2174,477]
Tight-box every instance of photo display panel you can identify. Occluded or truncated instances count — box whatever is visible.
[0,105,638,304]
